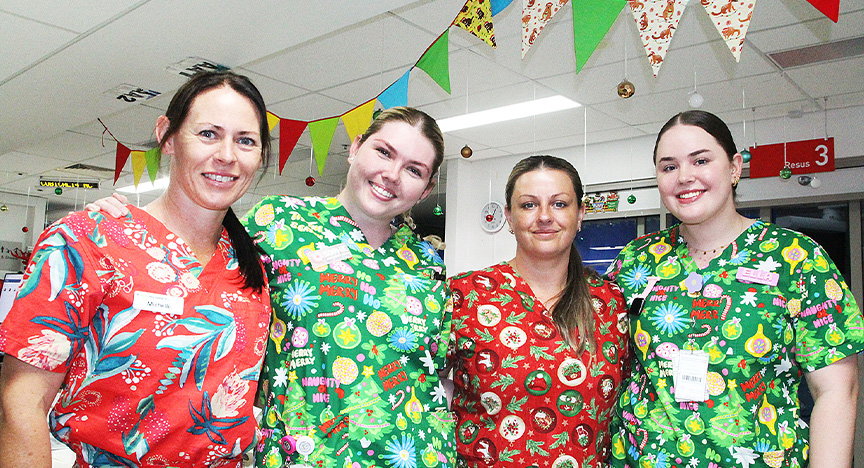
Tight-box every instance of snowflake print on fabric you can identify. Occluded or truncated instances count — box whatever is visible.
[621,263,652,290]
[650,302,689,335]
[383,434,417,468]
[280,279,320,319]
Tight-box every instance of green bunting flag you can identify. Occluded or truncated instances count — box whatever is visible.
[572,0,626,73]
[308,117,340,176]
[415,30,451,94]
[144,147,161,184]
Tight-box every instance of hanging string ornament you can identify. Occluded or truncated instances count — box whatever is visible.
[55,187,63,195]
[0,204,7,212]
[432,171,444,216]
[740,89,751,163]
[617,40,635,98]
[460,145,473,158]
[305,147,316,186]
[779,116,791,179]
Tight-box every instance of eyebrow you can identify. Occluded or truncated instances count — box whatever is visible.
[657,148,710,163]
[374,137,432,172]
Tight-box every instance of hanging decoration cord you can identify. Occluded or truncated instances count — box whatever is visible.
[823,97,828,140]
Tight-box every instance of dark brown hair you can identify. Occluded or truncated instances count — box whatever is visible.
[505,155,597,354]
[162,70,269,292]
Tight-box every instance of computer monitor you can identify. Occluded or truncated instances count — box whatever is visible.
[0,273,24,325]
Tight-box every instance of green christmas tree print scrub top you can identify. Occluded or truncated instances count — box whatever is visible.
[604,220,864,468]
[243,196,456,468]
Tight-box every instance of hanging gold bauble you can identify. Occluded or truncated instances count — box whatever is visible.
[617,79,635,99]
[460,145,473,158]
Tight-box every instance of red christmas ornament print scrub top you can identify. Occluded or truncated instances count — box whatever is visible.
[448,262,628,468]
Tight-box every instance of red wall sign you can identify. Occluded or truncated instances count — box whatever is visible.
[748,137,834,179]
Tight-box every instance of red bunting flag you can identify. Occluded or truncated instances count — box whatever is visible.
[804,0,839,22]
[114,143,131,184]
[278,119,308,175]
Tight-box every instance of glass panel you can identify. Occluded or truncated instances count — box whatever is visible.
[772,203,850,281]
[645,215,660,235]
[576,218,638,274]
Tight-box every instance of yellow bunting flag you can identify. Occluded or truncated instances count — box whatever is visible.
[702,0,756,62]
[130,150,146,188]
[630,0,687,76]
[266,111,280,132]
[454,0,496,48]
[342,100,376,143]
[308,117,340,176]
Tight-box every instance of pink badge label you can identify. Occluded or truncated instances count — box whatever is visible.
[736,267,779,287]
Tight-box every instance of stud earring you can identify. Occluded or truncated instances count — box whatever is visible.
[508,226,514,234]
[732,174,740,187]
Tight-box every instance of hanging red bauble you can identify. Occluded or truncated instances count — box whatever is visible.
[22,226,29,232]
[305,176,316,186]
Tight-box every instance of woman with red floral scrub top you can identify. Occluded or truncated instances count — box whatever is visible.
[0,71,272,467]
[605,111,863,468]
[448,156,628,468]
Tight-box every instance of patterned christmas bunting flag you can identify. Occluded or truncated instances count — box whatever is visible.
[377,70,410,109]
[144,147,161,184]
[522,0,570,58]
[278,119,308,174]
[131,150,146,187]
[309,117,340,176]
[702,0,755,62]
[454,0,496,48]
[805,0,839,22]
[114,143,131,184]
[630,0,687,76]
[573,0,627,72]
[415,30,451,94]
[342,99,376,143]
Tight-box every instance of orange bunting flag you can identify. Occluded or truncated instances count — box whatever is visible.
[279,119,308,175]
[630,0,687,76]
[266,111,280,132]
[702,0,755,62]
[342,100,376,143]
[309,117,340,176]
[114,143,131,184]
[454,0,496,48]
[130,150,146,188]
[522,0,569,58]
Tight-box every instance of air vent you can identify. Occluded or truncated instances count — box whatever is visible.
[60,163,116,178]
[767,35,864,69]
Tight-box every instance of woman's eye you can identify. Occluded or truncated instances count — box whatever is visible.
[377,148,390,157]
[695,158,708,166]
[661,164,676,172]
[553,201,568,208]
[407,167,422,177]
[521,202,536,209]
[199,129,216,138]
[238,137,258,147]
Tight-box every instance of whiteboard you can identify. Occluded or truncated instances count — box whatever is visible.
[0,273,24,324]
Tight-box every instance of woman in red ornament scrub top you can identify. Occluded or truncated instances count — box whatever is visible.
[606,110,863,468]
[0,71,272,468]
[448,155,629,468]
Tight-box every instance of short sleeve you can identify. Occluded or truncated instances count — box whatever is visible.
[0,215,103,372]
[789,234,864,371]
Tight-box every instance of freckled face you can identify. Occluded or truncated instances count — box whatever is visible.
[340,121,436,225]
[654,124,742,227]
[505,169,585,261]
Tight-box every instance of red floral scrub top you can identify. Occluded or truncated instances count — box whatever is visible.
[448,262,628,468]
[0,207,270,468]
[605,221,864,468]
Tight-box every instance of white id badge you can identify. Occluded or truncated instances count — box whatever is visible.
[308,243,353,269]
[673,350,709,402]
[133,291,184,316]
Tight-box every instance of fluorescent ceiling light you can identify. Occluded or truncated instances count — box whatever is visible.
[437,95,581,132]
[117,177,169,194]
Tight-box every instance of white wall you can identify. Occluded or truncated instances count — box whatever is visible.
[444,104,864,275]
[0,192,47,275]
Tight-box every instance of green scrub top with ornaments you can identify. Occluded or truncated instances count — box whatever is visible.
[243,196,456,468]
[604,220,864,468]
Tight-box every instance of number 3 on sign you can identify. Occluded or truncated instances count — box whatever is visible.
[815,144,829,166]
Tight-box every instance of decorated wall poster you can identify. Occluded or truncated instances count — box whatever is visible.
[584,191,620,214]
